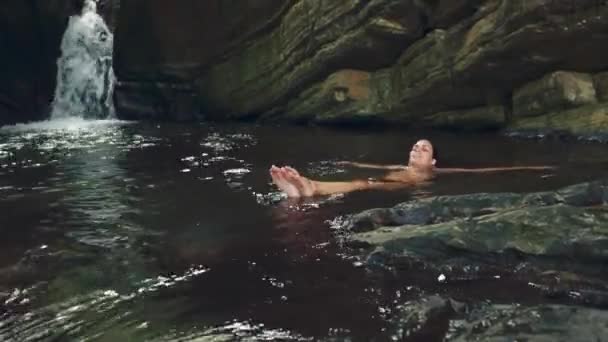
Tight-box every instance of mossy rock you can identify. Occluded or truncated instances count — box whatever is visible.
[509,103,608,136]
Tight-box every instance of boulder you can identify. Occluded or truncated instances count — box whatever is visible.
[509,103,608,137]
[513,71,597,118]
[389,297,608,341]
[354,204,608,258]
[343,180,608,272]
[345,180,608,234]
[448,304,608,342]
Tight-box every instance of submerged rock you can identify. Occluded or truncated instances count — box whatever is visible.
[356,204,608,258]
[508,103,608,140]
[346,180,608,233]
[386,294,608,341]
[342,180,608,275]
[388,295,466,341]
[446,303,608,342]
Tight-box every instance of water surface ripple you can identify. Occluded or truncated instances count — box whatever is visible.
[1,119,607,341]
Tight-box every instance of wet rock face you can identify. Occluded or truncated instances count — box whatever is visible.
[446,303,608,341]
[513,71,598,118]
[112,0,477,120]
[114,0,288,80]
[112,0,290,121]
[112,0,608,134]
[507,70,608,138]
[338,180,608,340]
[386,296,608,341]
[343,180,608,274]
[197,0,429,119]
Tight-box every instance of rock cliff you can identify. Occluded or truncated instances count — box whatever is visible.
[2,0,608,137]
[112,0,608,136]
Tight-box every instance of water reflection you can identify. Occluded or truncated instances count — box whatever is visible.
[0,121,606,341]
[0,119,199,341]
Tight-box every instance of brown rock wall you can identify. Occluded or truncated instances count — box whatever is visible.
[513,71,597,118]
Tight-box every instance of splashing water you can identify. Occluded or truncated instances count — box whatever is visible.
[51,0,115,119]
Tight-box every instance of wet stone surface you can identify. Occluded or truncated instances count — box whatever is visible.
[346,180,608,275]
[446,303,608,342]
[338,180,608,341]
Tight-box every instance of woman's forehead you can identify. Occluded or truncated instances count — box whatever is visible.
[415,139,433,148]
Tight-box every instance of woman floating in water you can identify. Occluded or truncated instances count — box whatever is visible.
[270,139,554,198]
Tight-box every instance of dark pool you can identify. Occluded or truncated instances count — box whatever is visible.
[0,118,607,341]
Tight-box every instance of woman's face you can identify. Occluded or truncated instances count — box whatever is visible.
[408,139,435,168]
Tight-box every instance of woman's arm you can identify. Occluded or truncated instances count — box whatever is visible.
[435,166,556,174]
[337,161,407,170]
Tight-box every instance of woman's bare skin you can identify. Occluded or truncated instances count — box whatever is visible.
[269,165,300,198]
[270,139,555,198]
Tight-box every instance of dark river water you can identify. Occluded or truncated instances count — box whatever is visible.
[0,118,607,341]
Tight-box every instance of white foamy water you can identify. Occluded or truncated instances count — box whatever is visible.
[51,0,115,119]
[0,117,124,133]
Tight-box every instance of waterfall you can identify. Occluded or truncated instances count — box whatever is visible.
[51,0,115,119]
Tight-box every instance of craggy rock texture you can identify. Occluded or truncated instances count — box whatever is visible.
[113,0,608,136]
[509,102,608,139]
[342,180,608,275]
[447,303,608,341]
[113,0,291,120]
[335,180,608,338]
[386,296,608,341]
[513,71,598,118]
[0,0,120,126]
[508,70,608,138]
